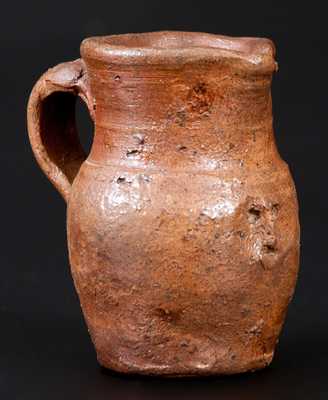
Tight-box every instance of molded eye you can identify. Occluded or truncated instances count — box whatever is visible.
[248,206,261,222]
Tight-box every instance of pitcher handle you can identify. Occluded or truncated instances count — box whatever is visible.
[27,59,95,202]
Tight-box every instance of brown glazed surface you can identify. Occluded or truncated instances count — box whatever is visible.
[27,32,300,376]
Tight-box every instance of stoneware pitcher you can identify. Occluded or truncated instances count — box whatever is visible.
[27,31,300,376]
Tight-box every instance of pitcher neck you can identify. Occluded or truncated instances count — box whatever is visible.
[88,59,273,125]
[85,61,275,171]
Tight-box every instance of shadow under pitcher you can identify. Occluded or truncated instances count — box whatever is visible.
[27,31,300,377]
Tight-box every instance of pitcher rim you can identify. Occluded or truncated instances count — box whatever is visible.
[80,31,277,72]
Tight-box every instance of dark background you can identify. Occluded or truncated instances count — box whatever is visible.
[1,0,327,398]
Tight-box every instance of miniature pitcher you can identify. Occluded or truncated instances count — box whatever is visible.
[27,32,300,376]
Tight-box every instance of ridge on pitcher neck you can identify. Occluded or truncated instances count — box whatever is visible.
[80,31,277,73]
